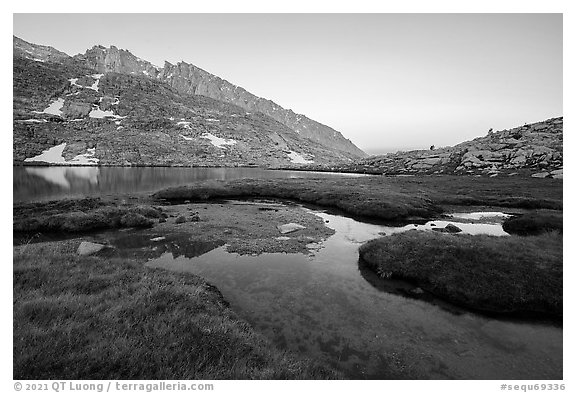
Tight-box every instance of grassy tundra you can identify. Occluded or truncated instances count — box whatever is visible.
[359,231,562,317]
[13,174,562,378]
[13,240,339,379]
[154,175,562,219]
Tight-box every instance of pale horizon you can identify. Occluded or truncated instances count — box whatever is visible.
[14,13,562,155]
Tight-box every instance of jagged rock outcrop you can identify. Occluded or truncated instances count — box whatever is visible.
[72,44,366,158]
[329,117,563,178]
[74,45,161,78]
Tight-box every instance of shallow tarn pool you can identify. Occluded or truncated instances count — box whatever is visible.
[144,206,561,379]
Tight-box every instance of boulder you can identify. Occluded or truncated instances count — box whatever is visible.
[531,172,549,178]
[277,223,306,234]
[432,223,462,233]
[419,156,442,165]
[77,241,106,256]
[175,215,186,224]
[445,223,463,233]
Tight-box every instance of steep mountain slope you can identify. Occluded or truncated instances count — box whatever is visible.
[13,37,358,167]
[334,118,563,178]
[73,44,367,158]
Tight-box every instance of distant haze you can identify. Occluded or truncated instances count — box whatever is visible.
[13,14,562,155]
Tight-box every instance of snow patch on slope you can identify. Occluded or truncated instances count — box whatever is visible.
[89,106,126,120]
[287,151,314,164]
[88,74,104,91]
[177,121,192,129]
[33,98,65,116]
[201,133,237,148]
[69,75,104,91]
[24,143,67,164]
[68,148,99,165]
[24,144,99,165]
[18,119,47,123]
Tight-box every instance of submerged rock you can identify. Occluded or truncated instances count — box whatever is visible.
[445,223,463,233]
[77,241,106,256]
[432,223,462,233]
[277,223,306,234]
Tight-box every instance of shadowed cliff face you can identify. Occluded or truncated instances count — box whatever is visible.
[69,43,366,158]
[13,36,362,167]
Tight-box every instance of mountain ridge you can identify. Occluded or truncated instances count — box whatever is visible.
[322,117,563,178]
[13,36,360,167]
[70,41,367,158]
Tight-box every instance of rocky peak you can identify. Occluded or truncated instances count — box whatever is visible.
[73,43,367,158]
[74,45,160,78]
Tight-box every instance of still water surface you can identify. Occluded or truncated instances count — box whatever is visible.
[13,166,366,203]
[141,205,561,379]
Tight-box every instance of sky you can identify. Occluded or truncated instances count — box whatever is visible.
[13,13,562,155]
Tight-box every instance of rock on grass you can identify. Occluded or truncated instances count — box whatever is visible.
[77,241,107,256]
[175,215,186,224]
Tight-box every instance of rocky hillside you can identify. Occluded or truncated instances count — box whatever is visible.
[13,36,70,63]
[13,37,362,167]
[322,118,563,179]
[73,44,367,158]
